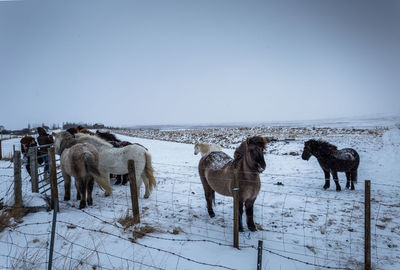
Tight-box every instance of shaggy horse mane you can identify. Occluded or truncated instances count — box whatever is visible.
[96,130,121,142]
[307,139,338,154]
[75,133,113,148]
[234,136,266,161]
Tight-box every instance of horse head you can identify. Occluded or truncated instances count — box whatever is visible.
[302,140,313,160]
[302,139,338,160]
[235,136,267,173]
[194,144,200,155]
[53,131,75,155]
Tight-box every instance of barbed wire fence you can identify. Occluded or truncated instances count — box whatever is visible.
[1,153,400,269]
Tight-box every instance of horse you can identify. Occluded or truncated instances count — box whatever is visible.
[53,131,112,208]
[301,139,360,191]
[74,133,156,198]
[198,136,267,232]
[94,131,148,184]
[194,143,222,156]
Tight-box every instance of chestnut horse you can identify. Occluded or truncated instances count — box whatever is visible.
[198,136,267,232]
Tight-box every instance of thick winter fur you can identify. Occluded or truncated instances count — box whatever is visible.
[53,131,112,208]
[198,136,268,232]
[302,139,360,191]
[74,133,156,198]
[194,143,222,156]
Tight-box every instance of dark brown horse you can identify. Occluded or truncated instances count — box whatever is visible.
[198,136,267,232]
[301,139,360,191]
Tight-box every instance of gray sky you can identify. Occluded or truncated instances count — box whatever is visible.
[1,0,399,129]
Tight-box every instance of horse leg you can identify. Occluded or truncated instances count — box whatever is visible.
[239,201,244,232]
[199,174,215,217]
[115,175,122,185]
[87,176,94,206]
[122,174,129,185]
[62,171,71,201]
[345,172,351,189]
[323,170,330,189]
[142,173,151,199]
[77,178,87,209]
[332,171,341,191]
[350,170,357,190]
[75,179,81,200]
[245,200,257,232]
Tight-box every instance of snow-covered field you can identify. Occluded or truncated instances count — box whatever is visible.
[0,120,399,269]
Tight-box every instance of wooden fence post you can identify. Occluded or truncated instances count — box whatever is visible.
[128,160,140,224]
[365,180,371,270]
[13,150,22,207]
[28,147,39,193]
[0,139,2,160]
[233,167,239,249]
[48,147,59,211]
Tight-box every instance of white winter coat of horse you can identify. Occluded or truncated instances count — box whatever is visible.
[74,133,156,198]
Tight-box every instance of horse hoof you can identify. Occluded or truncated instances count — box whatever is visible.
[336,187,341,191]
[79,201,86,209]
[323,185,329,190]
[248,226,257,232]
[208,210,215,218]
[239,227,244,232]
[144,194,149,199]
[64,196,70,201]
[87,200,93,206]
[351,187,355,190]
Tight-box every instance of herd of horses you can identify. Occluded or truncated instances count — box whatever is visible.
[20,126,360,232]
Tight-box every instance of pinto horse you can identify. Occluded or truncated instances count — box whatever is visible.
[198,136,267,232]
[301,139,360,191]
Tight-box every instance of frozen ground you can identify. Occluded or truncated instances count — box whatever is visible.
[0,121,399,269]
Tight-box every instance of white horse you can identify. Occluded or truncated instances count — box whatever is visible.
[194,143,222,156]
[74,133,156,198]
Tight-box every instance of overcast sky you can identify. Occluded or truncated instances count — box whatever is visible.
[0,0,399,129]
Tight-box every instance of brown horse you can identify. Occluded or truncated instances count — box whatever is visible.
[53,131,112,209]
[198,136,267,232]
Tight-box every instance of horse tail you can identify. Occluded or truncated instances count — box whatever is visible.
[351,149,360,183]
[84,153,112,195]
[144,152,156,192]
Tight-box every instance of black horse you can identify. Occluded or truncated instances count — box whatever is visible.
[301,139,360,191]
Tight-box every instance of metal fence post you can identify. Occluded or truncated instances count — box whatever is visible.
[0,139,2,160]
[28,147,39,192]
[48,197,58,270]
[48,147,59,211]
[365,180,371,270]
[233,167,239,249]
[13,150,22,207]
[128,160,140,224]
[257,240,263,270]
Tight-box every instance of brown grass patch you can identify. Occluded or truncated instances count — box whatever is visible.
[118,210,139,230]
[0,153,13,161]
[0,206,29,233]
[133,224,157,239]
[171,226,183,235]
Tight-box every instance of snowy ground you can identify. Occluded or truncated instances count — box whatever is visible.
[0,121,399,269]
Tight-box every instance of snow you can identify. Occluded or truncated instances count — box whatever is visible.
[0,122,399,269]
